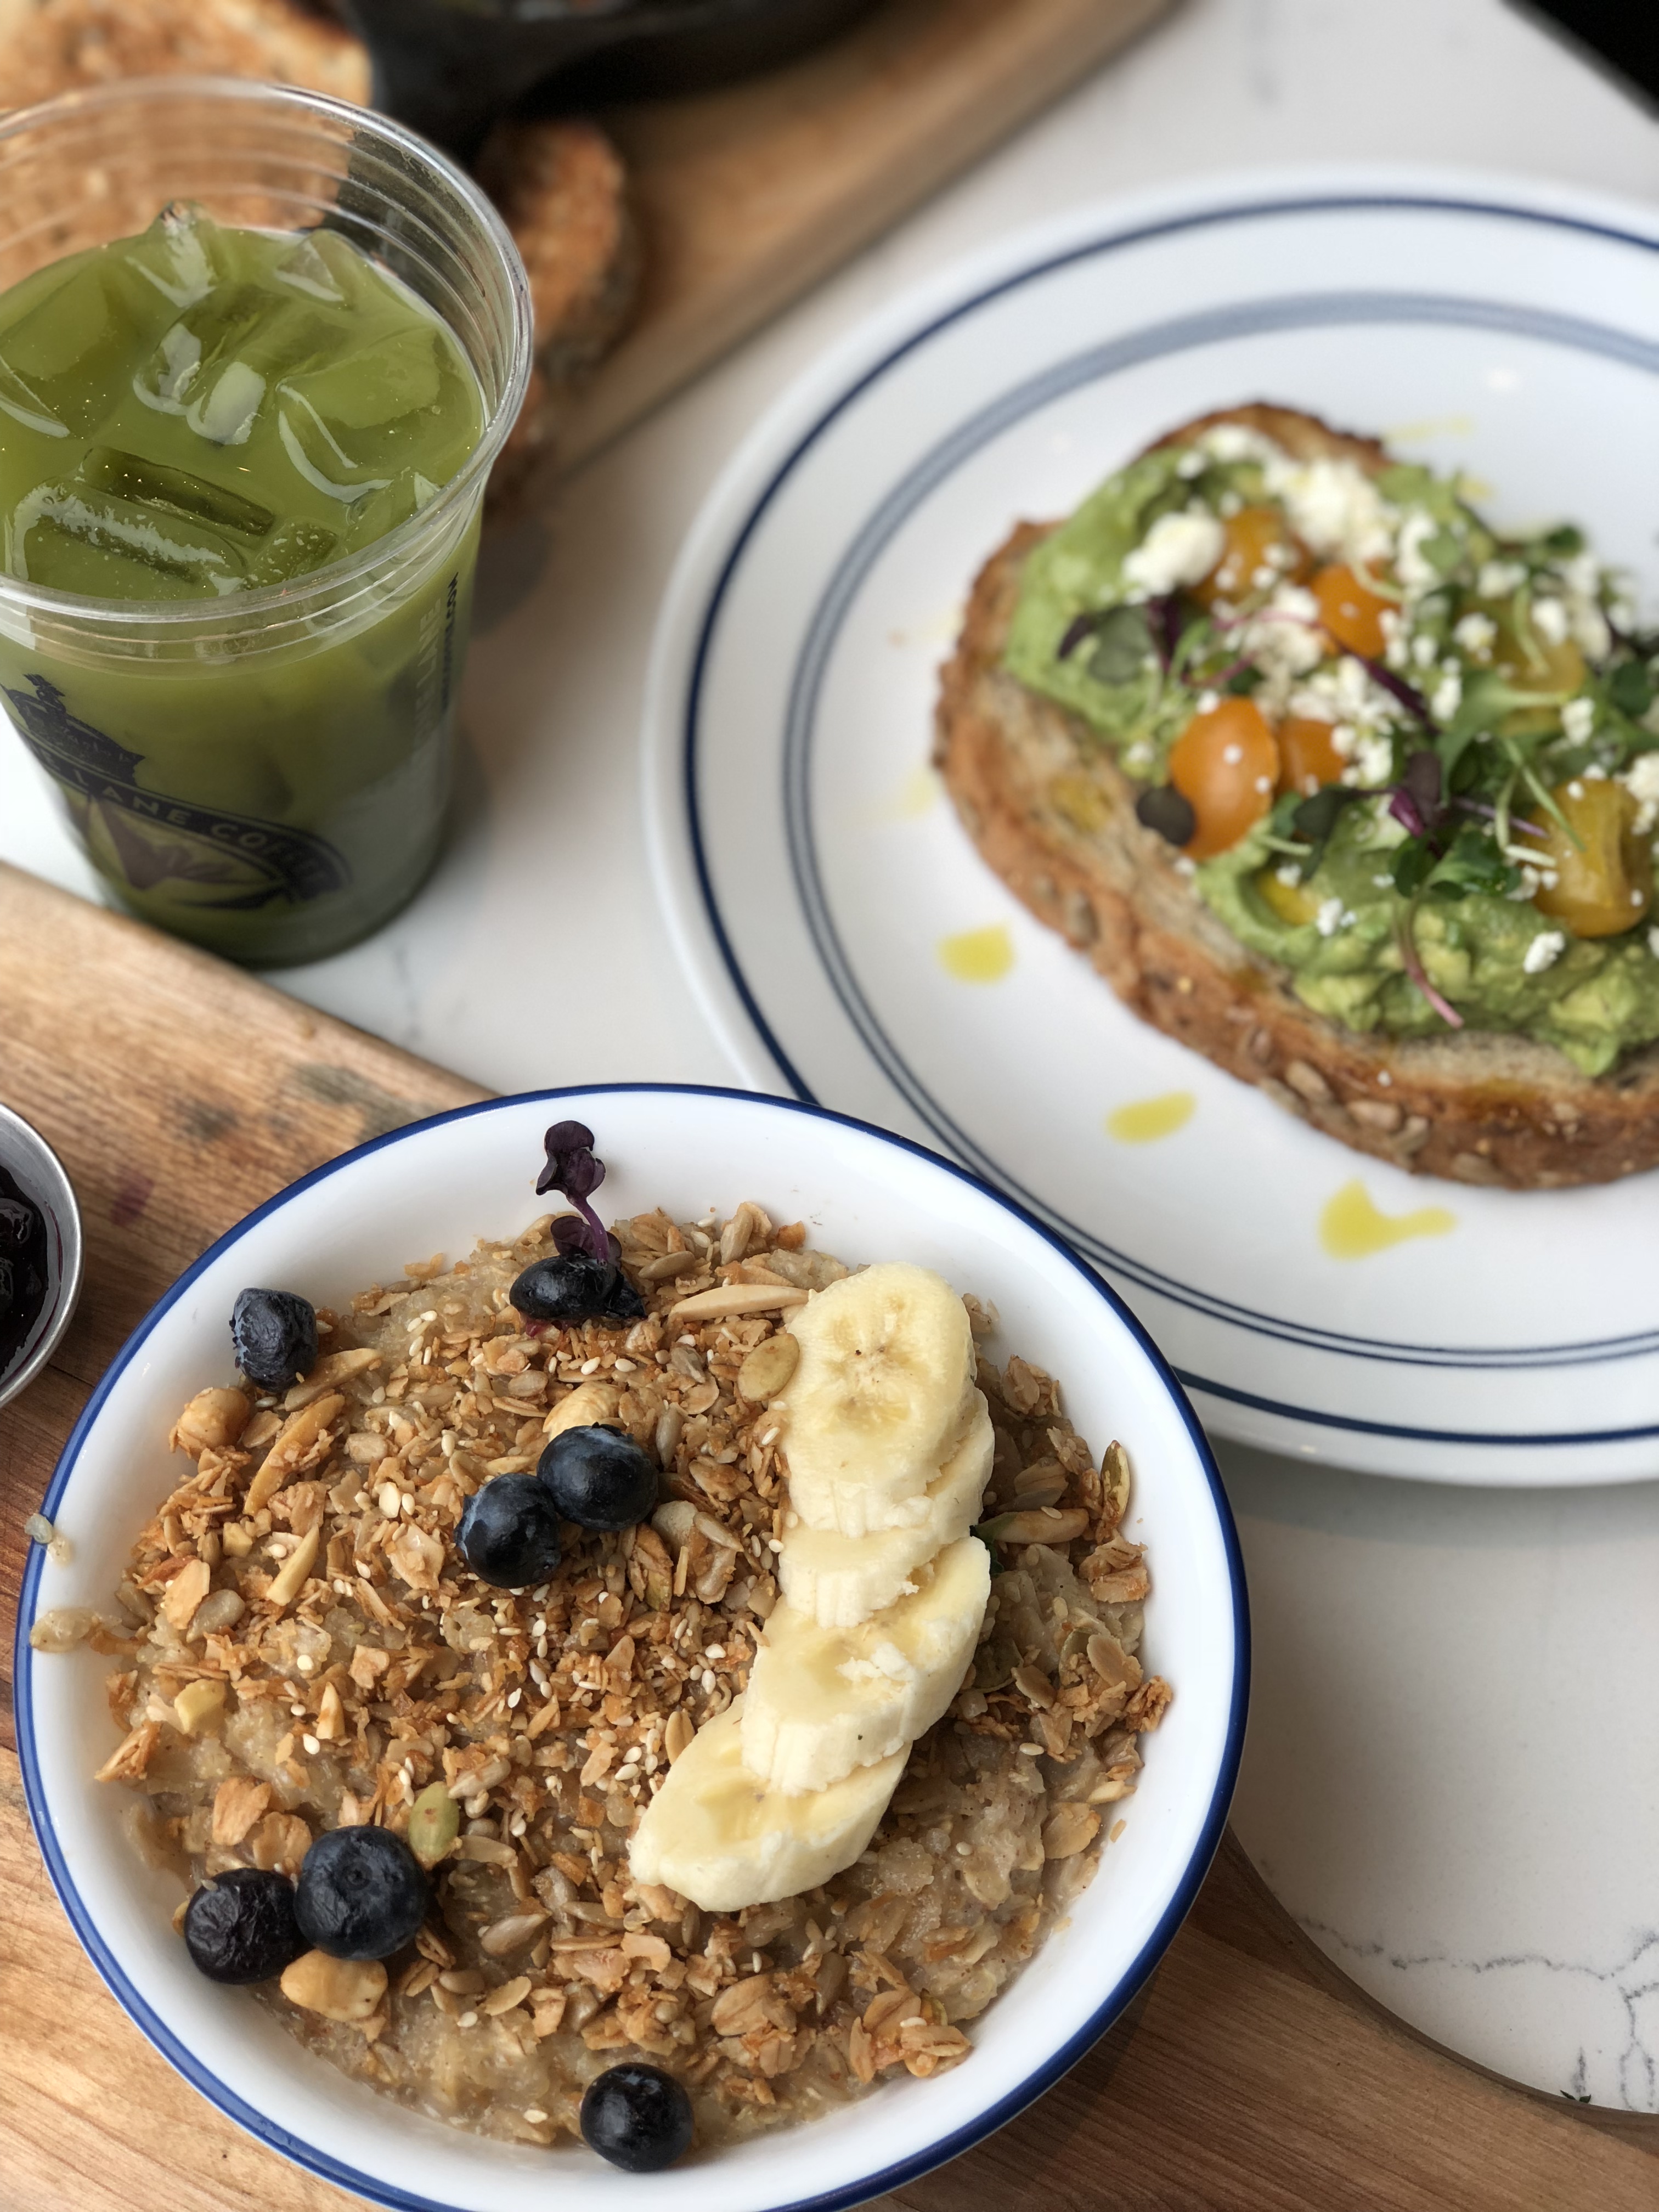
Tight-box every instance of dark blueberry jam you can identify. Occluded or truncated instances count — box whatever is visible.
[0,1164,49,1387]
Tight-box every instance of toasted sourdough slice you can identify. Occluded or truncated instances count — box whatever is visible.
[934,402,1659,1189]
[0,0,637,506]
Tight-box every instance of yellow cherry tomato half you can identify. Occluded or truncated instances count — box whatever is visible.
[1168,698,1281,860]
[1529,779,1652,938]
[1190,504,1312,608]
[1277,715,1349,798]
[1310,563,1394,659]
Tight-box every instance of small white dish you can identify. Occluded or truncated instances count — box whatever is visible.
[641,165,1659,1485]
[15,1084,1245,2212]
[0,1099,82,1410]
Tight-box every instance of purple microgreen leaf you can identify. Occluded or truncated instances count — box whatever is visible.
[1149,591,1184,673]
[536,1121,610,1261]
[1387,750,1446,843]
[1454,797,1546,838]
[1351,652,1434,727]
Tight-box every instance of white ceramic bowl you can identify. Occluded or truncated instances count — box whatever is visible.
[16,1085,1246,2212]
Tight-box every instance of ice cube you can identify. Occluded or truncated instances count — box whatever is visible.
[9,481,249,596]
[134,282,334,439]
[340,469,439,554]
[78,446,273,538]
[280,325,442,435]
[109,201,225,311]
[186,359,267,447]
[0,247,173,438]
[249,517,339,587]
[270,230,379,307]
[275,391,392,505]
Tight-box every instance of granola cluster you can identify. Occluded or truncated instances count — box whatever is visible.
[57,1201,1171,2150]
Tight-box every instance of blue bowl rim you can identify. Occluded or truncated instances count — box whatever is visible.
[14,1080,1250,2212]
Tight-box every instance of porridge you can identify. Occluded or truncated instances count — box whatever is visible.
[38,1128,1170,2165]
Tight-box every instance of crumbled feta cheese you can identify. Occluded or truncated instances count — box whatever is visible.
[1195,689,1220,714]
[1478,560,1525,599]
[1453,611,1497,658]
[1620,752,1659,834]
[1198,423,1276,465]
[1567,779,1585,801]
[1276,862,1301,886]
[1221,742,1243,764]
[1562,551,1599,600]
[1561,696,1595,743]
[1648,925,1659,960]
[1522,929,1566,975]
[1353,731,1395,787]
[1330,723,1357,758]
[1315,897,1345,937]
[1176,448,1206,479]
[1394,510,1443,591]
[1373,872,1395,888]
[1122,510,1226,595]
[1570,595,1611,662]
[1239,582,1324,685]
[1410,631,1438,670]
[1430,670,1462,723]
[1530,596,1568,645]
[1266,454,1394,566]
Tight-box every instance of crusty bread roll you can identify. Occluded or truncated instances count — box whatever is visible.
[933,405,1659,1190]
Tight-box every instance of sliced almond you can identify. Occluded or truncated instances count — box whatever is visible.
[668,1283,808,1322]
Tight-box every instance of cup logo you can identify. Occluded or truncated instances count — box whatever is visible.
[3,673,351,909]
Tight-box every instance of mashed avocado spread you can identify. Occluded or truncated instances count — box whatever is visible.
[1003,424,1659,1076]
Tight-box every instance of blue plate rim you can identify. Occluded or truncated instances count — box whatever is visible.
[15,1080,1249,2212]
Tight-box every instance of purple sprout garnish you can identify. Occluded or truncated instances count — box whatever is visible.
[535,1121,611,1263]
[1395,909,1464,1031]
[1351,652,1434,727]
[1453,797,1546,838]
[1147,591,1186,673]
[1387,749,1446,842]
[1056,611,1102,662]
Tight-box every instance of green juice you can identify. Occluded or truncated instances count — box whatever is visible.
[0,205,487,962]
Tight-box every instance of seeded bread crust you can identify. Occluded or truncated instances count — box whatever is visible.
[932,405,1659,1189]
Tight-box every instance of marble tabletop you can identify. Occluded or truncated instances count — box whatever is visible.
[5,0,1658,2118]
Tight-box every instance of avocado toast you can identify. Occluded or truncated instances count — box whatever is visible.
[934,404,1659,1188]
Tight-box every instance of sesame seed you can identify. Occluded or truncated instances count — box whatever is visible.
[290,1703,306,1717]
[523,2109,548,2124]
[1018,1743,1043,1757]
[580,1357,600,1375]
[458,2011,478,2029]
[295,1654,314,1673]
[302,1734,320,1756]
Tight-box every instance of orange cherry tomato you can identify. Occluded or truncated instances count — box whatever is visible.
[1190,505,1312,608]
[1310,563,1394,659]
[1276,715,1349,798]
[1167,698,1280,860]
[1529,779,1652,939]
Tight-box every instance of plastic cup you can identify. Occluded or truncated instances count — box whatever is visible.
[0,77,533,966]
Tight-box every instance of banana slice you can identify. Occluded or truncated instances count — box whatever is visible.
[628,1700,904,1912]
[741,1535,990,1795]
[778,1402,993,1628]
[780,1262,977,1535]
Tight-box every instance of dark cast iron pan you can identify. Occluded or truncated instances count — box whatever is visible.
[335,0,884,166]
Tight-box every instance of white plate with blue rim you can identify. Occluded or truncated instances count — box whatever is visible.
[641,165,1659,1487]
[17,1084,1245,2212]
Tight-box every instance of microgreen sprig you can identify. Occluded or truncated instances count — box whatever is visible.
[535,1120,612,1263]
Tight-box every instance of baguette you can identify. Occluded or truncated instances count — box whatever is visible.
[933,405,1659,1190]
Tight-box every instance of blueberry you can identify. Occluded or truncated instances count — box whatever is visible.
[509,1252,644,1327]
[456,1473,562,1588]
[580,2062,694,2172]
[232,1288,318,1392]
[538,1423,658,1532]
[294,1825,428,1961]
[1135,783,1197,847]
[183,1867,304,1984]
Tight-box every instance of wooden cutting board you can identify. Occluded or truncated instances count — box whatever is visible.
[561,0,1172,469]
[1,859,1654,2212]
